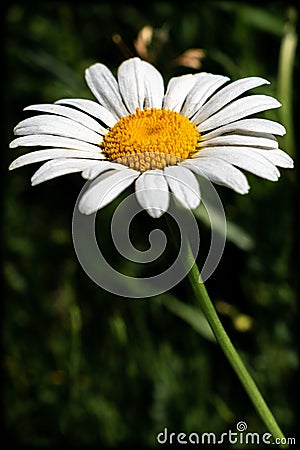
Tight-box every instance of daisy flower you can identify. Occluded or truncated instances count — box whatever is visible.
[9,57,293,218]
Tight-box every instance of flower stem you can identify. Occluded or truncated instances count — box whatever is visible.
[166,217,288,447]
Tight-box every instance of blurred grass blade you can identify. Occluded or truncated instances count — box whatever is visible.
[278,7,298,157]
[194,204,254,251]
[215,2,284,36]
[160,294,216,342]
[24,49,84,94]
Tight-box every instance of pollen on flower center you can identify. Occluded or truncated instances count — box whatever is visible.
[101,108,200,172]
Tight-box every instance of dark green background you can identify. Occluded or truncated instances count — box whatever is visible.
[2,2,298,448]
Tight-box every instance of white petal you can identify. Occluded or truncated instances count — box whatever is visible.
[195,147,280,181]
[135,169,169,218]
[79,168,138,214]
[85,63,128,118]
[201,118,286,141]
[9,135,102,152]
[9,149,104,170]
[181,73,229,118]
[183,157,250,194]
[200,133,278,149]
[163,74,197,112]
[194,77,269,125]
[245,148,294,168]
[118,57,164,112]
[198,95,281,132]
[55,98,117,127]
[24,104,107,134]
[142,60,165,109]
[14,115,103,145]
[81,161,128,180]
[31,158,100,185]
[164,165,200,209]
[117,58,145,112]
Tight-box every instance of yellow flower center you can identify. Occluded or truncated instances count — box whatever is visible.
[101,108,199,172]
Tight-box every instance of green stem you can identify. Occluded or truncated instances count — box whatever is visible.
[166,217,287,447]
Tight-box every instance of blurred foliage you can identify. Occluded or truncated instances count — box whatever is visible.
[2,1,298,448]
